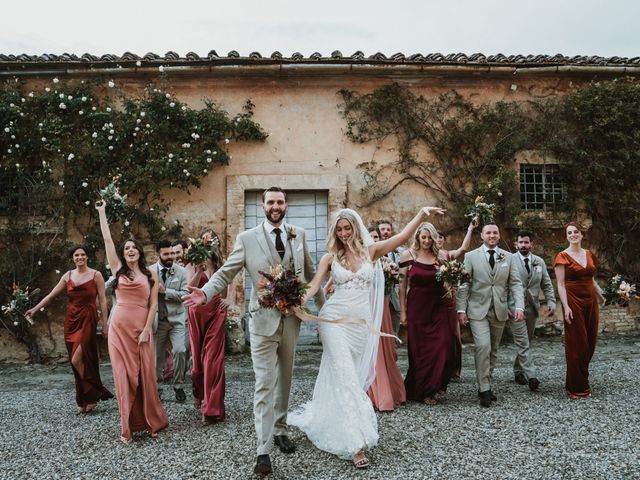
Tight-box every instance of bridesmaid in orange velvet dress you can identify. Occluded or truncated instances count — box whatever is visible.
[96,201,168,443]
[554,222,604,400]
[365,226,406,412]
[186,231,233,424]
[26,246,113,414]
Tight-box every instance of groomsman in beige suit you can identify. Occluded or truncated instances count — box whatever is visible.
[457,223,524,407]
[508,231,556,390]
[182,187,323,476]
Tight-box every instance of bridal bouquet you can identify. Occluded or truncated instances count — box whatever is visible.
[184,232,219,265]
[98,175,128,221]
[466,195,496,226]
[380,256,399,297]
[257,263,309,315]
[602,274,637,307]
[1,283,40,329]
[435,259,471,298]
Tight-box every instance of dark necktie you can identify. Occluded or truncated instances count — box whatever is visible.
[161,267,168,282]
[273,228,285,260]
[524,257,530,274]
[488,250,496,269]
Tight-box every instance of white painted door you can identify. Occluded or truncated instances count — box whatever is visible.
[244,190,328,343]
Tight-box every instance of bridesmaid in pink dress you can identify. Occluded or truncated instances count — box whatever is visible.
[96,201,168,443]
[186,231,233,424]
[365,226,406,411]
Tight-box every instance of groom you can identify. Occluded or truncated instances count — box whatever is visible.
[182,186,324,475]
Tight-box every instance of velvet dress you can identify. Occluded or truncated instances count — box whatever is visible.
[553,251,599,397]
[401,260,455,401]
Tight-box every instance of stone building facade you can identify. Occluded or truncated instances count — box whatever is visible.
[1,51,639,360]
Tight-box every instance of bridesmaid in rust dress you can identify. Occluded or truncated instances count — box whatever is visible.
[554,222,604,400]
[366,226,406,412]
[96,201,168,443]
[26,246,113,414]
[399,222,455,405]
[186,230,233,424]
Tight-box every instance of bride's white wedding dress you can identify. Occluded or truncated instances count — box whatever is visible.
[289,259,379,459]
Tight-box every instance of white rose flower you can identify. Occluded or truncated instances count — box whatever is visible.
[132,133,137,137]
[59,93,65,99]
[181,106,186,111]
[13,321,18,326]
[124,220,130,226]
[159,66,165,72]
[135,127,140,132]
[15,163,20,168]
[59,102,67,109]
[92,106,96,111]
[145,124,150,128]
[206,158,212,163]
[92,132,98,138]
[7,149,12,153]
[182,143,190,148]
[53,77,59,83]
[108,146,114,150]
[165,93,171,99]
[108,80,115,88]
[45,87,51,92]
[58,180,64,186]
[67,95,73,100]
[41,137,46,142]
[224,138,230,144]
[79,110,84,115]
[203,169,207,173]
[108,136,113,141]
[106,107,112,112]
[82,181,88,188]
[109,129,114,134]
[140,112,145,117]
[85,200,90,205]
[161,226,166,231]
[67,153,75,160]
[81,96,87,102]
[169,102,175,108]
[3,128,8,133]
[28,92,34,98]
[56,270,61,274]
[38,260,42,266]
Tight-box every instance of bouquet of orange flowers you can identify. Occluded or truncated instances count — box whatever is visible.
[435,259,471,298]
[184,232,219,265]
[602,274,637,307]
[1,283,40,330]
[466,195,496,226]
[257,263,309,315]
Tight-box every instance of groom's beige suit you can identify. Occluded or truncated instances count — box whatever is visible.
[201,221,323,455]
[456,246,524,392]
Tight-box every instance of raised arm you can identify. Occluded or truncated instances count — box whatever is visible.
[446,217,478,260]
[302,254,332,305]
[370,206,446,261]
[25,272,69,319]
[94,271,109,336]
[95,201,122,273]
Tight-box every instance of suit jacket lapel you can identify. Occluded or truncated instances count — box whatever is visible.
[477,248,493,279]
[255,225,280,267]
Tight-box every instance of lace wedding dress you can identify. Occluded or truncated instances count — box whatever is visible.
[289,259,379,459]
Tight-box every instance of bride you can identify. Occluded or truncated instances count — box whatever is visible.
[289,206,444,468]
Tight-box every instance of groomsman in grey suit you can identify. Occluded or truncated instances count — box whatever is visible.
[182,187,324,476]
[378,220,401,333]
[457,224,525,407]
[152,239,189,402]
[508,231,556,390]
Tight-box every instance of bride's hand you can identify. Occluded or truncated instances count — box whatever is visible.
[95,199,107,212]
[421,206,446,217]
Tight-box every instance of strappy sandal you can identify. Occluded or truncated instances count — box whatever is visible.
[84,403,97,413]
[120,435,132,444]
[353,451,370,469]
[423,397,438,405]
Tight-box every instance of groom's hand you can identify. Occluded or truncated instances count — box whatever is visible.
[182,286,206,307]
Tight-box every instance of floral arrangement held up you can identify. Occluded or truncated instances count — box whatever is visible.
[435,259,472,298]
[98,176,128,222]
[1,283,40,329]
[602,274,637,307]
[380,256,399,297]
[257,263,309,315]
[466,195,496,226]
[184,232,219,265]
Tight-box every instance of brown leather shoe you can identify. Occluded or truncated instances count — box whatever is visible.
[528,378,540,391]
[254,455,272,475]
[514,372,528,385]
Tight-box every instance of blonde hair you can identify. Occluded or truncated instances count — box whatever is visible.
[327,210,368,265]
[412,222,440,257]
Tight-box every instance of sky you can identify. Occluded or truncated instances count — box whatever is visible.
[1,0,638,59]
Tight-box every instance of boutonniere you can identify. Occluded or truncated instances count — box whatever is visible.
[168,267,176,276]
[496,252,505,262]
[286,226,297,241]
[532,259,540,268]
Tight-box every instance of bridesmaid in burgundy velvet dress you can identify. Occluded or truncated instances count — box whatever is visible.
[96,201,168,443]
[554,222,603,399]
[399,222,455,404]
[26,246,113,414]
[186,231,232,424]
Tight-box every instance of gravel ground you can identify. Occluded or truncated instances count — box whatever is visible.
[1,334,639,480]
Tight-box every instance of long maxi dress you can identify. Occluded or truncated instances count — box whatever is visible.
[553,251,599,397]
[64,276,113,408]
[367,298,406,411]
[188,273,226,422]
[289,260,378,459]
[402,260,455,401]
[108,275,168,441]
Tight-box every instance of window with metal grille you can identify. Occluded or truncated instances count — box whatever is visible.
[519,164,566,211]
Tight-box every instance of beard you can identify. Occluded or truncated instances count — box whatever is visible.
[160,258,174,267]
[518,247,531,255]
[264,206,287,224]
